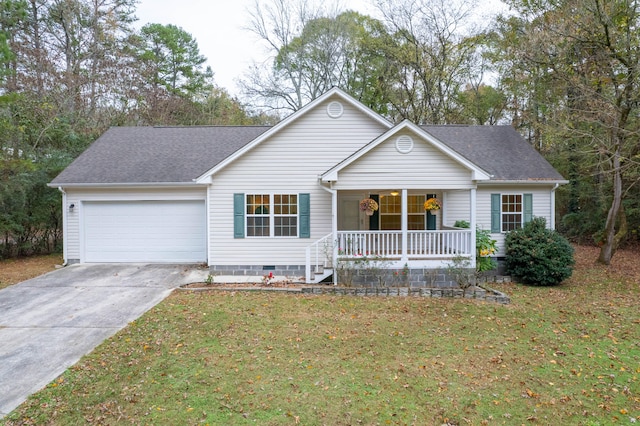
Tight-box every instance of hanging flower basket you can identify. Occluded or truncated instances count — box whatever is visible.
[359,198,379,216]
[424,197,442,211]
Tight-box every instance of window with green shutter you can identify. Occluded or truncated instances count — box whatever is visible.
[236,193,308,238]
[491,193,533,233]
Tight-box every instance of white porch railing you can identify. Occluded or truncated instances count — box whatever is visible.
[305,230,473,283]
[337,230,472,259]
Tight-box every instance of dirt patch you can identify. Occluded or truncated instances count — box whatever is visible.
[572,243,640,279]
[0,253,64,290]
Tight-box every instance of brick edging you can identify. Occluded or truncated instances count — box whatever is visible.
[300,286,510,304]
[178,285,510,304]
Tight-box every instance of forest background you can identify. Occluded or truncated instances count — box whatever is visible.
[1,0,638,265]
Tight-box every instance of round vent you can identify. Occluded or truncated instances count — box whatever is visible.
[395,135,414,154]
[327,101,344,118]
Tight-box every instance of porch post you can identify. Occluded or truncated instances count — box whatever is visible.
[442,191,447,225]
[331,184,338,285]
[470,188,477,269]
[401,189,408,264]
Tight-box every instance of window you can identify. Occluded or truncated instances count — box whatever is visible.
[379,195,401,230]
[501,194,522,232]
[407,195,427,230]
[491,193,533,233]
[273,194,298,237]
[246,194,270,237]
[379,194,426,230]
[245,194,298,237]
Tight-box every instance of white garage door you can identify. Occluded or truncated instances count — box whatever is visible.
[83,200,206,263]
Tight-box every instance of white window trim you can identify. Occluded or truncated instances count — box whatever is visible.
[500,193,524,233]
[246,193,299,238]
[379,193,427,230]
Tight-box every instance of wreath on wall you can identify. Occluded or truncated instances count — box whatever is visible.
[359,198,379,215]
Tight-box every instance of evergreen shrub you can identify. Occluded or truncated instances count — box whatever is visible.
[505,217,575,286]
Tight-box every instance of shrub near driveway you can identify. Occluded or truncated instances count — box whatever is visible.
[6,246,640,425]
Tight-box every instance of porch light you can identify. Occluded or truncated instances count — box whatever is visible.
[390,190,399,196]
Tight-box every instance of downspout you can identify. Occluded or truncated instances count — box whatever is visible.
[57,187,68,266]
[550,183,559,230]
[320,179,338,285]
[401,189,408,264]
[470,187,477,270]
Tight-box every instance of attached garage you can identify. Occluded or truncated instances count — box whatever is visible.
[82,200,207,263]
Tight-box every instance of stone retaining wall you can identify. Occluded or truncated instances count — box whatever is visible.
[181,284,510,304]
[300,285,510,304]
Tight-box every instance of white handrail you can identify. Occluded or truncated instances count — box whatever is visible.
[305,233,333,282]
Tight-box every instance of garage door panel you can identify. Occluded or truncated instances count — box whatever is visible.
[83,200,206,263]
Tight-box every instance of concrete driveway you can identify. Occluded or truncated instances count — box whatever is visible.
[0,263,208,419]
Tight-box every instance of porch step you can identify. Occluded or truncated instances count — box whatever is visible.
[309,268,333,284]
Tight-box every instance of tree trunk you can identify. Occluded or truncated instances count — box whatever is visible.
[598,143,625,265]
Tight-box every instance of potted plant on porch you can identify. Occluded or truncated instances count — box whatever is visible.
[424,197,442,215]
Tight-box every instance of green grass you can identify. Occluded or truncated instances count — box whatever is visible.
[5,249,640,425]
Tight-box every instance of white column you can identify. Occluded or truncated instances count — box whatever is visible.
[332,185,339,285]
[470,188,477,269]
[401,189,408,264]
[442,191,447,225]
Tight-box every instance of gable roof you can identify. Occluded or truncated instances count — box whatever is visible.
[50,90,565,187]
[194,87,393,182]
[321,120,492,182]
[50,126,270,185]
[423,125,566,182]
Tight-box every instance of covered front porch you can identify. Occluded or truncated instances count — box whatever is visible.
[306,188,478,284]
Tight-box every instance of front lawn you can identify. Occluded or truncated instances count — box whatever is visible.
[6,246,640,425]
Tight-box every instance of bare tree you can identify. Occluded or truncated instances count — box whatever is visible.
[375,0,481,124]
[240,0,343,113]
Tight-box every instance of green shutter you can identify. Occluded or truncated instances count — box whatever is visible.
[299,193,310,238]
[233,193,245,238]
[426,193,436,230]
[523,193,533,224]
[491,193,501,233]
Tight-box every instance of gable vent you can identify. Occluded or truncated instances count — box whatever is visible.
[395,135,414,154]
[327,101,344,118]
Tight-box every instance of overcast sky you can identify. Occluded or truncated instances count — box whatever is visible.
[135,0,381,96]
[136,0,260,95]
[135,1,507,97]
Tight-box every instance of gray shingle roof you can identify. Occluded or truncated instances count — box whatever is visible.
[51,123,565,185]
[422,125,565,181]
[51,126,271,184]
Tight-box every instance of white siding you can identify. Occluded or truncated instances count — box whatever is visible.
[333,132,474,190]
[477,185,554,256]
[209,96,389,266]
[444,190,471,227]
[64,187,206,262]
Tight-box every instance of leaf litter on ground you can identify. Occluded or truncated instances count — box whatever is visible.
[4,245,640,425]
